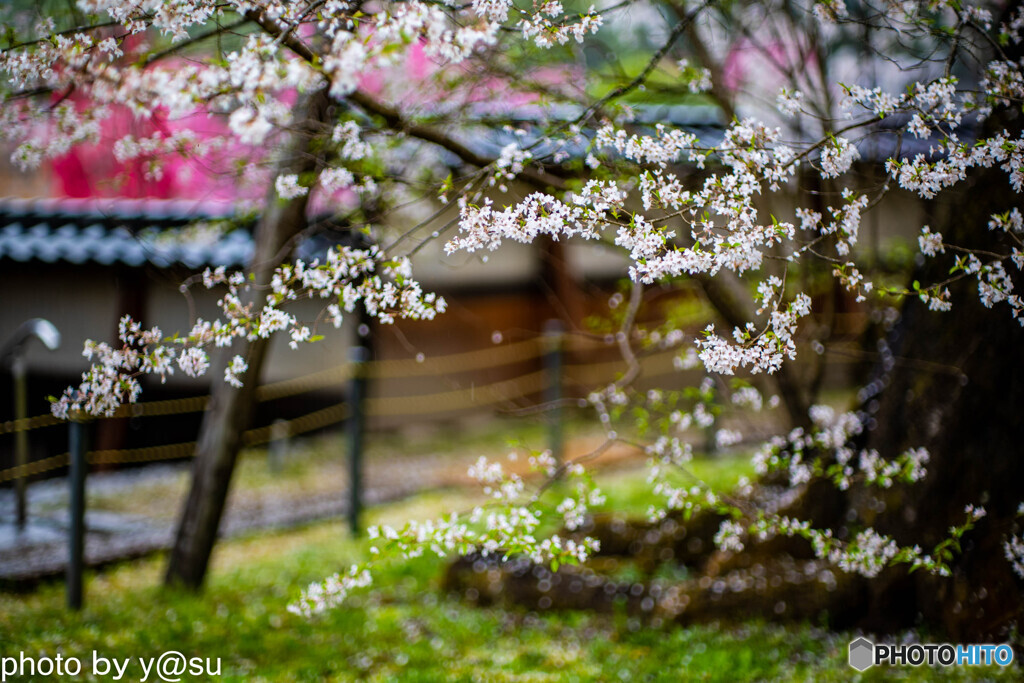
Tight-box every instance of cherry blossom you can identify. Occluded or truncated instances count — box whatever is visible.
[3,0,1023,612]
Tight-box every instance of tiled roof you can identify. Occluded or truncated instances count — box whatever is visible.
[0,198,253,269]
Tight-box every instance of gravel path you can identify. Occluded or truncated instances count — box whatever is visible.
[0,453,462,582]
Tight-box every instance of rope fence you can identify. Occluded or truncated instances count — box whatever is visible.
[0,330,708,483]
[0,400,354,483]
[0,337,548,437]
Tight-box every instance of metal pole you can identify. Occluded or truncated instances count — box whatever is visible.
[12,355,28,528]
[347,346,368,537]
[67,418,89,610]
[1,318,60,529]
[543,319,565,472]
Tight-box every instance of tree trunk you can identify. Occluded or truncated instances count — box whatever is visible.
[848,169,1024,639]
[164,90,331,589]
[845,3,1024,636]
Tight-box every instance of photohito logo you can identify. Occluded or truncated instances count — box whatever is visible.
[848,637,874,671]
[847,637,1014,670]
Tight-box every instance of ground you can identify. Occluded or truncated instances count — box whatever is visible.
[0,423,1019,681]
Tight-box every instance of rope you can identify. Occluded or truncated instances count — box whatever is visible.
[564,348,683,385]
[242,401,349,446]
[255,366,353,402]
[0,335,798,481]
[0,346,725,481]
[90,441,197,466]
[365,370,547,416]
[0,400,353,476]
[117,395,209,417]
[0,452,70,483]
[0,337,708,481]
[0,338,546,433]
[366,338,542,379]
[0,414,61,436]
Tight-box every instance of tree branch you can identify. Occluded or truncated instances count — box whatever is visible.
[245,8,567,193]
[574,0,715,126]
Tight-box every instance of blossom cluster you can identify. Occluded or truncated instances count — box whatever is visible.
[0,0,602,172]
[750,406,930,491]
[51,246,445,418]
[291,447,603,615]
[1004,504,1024,581]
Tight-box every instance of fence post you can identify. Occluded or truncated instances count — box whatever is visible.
[67,417,90,611]
[347,346,368,537]
[12,355,28,528]
[543,319,565,472]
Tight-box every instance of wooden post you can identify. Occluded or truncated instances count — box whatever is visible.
[12,355,28,528]
[67,418,90,610]
[543,320,565,471]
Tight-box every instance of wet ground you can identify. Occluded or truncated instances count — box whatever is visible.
[0,454,444,582]
[0,432,639,583]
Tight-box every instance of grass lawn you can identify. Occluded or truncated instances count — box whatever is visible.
[2,463,1019,682]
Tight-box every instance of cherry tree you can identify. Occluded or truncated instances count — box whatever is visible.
[3,0,1023,636]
